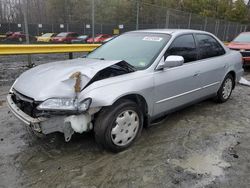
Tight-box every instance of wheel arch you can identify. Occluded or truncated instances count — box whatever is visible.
[113,94,149,116]
[227,70,236,89]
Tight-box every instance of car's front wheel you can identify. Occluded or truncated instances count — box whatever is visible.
[94,99,143,152]
[215,74,234,103]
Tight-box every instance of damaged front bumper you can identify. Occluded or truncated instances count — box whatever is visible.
[7,93,93,141]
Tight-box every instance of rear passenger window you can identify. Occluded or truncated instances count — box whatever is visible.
[165,34,197,63]
[71,33,78,37]
[196,34,225,59]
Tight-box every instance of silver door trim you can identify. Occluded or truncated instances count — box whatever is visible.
[156,81,220,104]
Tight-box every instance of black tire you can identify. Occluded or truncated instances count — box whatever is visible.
[215,74,234,103]
[94,99,143,152]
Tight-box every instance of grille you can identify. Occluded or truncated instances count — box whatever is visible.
[240,51,250,57]
[12,90,39,118]
[230,48,250,57]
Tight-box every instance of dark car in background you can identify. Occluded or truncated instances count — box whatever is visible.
[228,32,250,66]
[51,32,79,43]
[5,31,14,37]
[71,35,89,43]
[87,34,112,43]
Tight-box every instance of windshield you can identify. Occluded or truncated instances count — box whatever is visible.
[42,33,53,37]
[87,32,171,69]
[233,33,250,43]
[57,32,68,37]
[95,35,102,39]
[78,35,88,39]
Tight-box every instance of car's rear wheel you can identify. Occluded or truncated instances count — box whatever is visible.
[215,74,234,103]
[94,99,143,152]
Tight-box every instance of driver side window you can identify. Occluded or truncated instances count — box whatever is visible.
[165,34,198,63]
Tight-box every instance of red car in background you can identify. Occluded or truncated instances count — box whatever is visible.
[5,31,26,42]
[51,32,79,43]
[3,31,35,43]
[5,31,14,37]
[228,32,250,66]
[87,34,112,43]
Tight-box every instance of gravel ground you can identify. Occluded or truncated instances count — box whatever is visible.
[0,55,250,188]
[0,53,86,86]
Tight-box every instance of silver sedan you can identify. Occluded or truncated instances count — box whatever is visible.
[7,29,243,152]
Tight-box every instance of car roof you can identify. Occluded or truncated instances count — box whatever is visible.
[130,29,210,35]
[59,32,77,34]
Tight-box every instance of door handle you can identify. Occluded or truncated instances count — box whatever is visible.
[193,72,200,77]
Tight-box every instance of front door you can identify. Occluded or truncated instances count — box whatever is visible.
[153,34,202,117]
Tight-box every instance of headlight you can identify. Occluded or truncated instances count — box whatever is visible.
[78,98,92,111]
[37,98,92,112]
[10,79,18,92]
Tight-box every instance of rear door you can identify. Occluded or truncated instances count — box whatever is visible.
[153,34,202,116]
[194,34,227,96]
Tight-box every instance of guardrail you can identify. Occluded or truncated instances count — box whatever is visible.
[0,42,229,56]
[0,44,101,56]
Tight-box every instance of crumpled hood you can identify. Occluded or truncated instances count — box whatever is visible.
[13,58,123,101]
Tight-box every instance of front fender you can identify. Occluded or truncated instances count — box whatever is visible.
[80,73,155,116]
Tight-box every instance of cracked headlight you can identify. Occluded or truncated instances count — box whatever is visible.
[37,98,91,112]
[78,98,92,111]
[10,79,18,92]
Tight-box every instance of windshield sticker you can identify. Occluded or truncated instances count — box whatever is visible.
[143,36,163,42]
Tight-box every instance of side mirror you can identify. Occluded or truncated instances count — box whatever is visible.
[156,55,184,70]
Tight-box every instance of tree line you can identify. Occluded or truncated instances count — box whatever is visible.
[0,0,249,24]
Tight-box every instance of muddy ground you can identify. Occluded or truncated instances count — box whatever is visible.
[0,55,250,188]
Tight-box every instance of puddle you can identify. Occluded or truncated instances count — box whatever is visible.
[171,153,230,177]
[170,133,237,187]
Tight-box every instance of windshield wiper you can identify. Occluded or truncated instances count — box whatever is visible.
[92,57,105,60]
